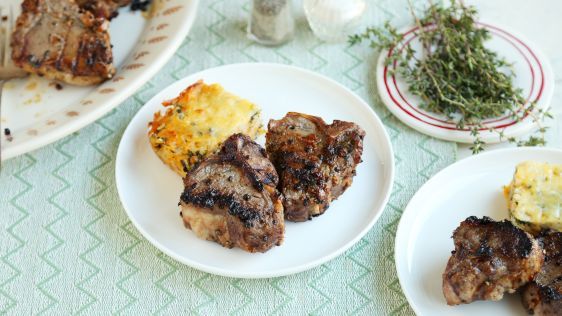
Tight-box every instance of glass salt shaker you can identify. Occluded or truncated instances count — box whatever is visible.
[248,0,295,46]
[304,0,367,42]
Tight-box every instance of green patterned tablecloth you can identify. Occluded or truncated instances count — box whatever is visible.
[0,1,456,314]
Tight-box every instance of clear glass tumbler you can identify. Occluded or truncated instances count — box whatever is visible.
[304,0,367,42]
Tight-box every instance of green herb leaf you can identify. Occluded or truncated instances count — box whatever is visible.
[351,0,550,153]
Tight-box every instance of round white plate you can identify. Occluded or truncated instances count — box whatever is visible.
[115,63,395,278]
[1,0,199,160]
[377,23,554,144]
[395,147,562,315]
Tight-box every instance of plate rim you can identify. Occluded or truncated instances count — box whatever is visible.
[376,21,554,144]
[395,146,562,314]
[2,0,200,161]
[115,62,396,278]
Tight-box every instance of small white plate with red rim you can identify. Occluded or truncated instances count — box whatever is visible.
[395,147,562,315]
[376,22,554,144]
[115,63,395,278]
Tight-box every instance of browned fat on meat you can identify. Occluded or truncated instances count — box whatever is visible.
[75,0,132,20]
[442,216,544,305]
[521,232,562,316]
[11,0,115,86]
[180,134,284,253]
[266,112,365,222]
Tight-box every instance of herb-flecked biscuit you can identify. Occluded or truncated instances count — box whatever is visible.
[149,80,264,177]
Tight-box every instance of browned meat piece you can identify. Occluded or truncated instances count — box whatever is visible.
[179,134,284,253]
[443,216,544,305]
[521,232,562,315]
[11,0,115,86]
[266,112,364,222]
[75,0,132,20]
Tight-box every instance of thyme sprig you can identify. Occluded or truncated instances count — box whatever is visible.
[350,0,550,153]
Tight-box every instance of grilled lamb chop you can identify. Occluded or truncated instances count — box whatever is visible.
[11,0,115,86]
[179,134,284,253]
[75,0,132,20]
[443,216,544,305]
[521,232,562,315]
[266,112,364,222]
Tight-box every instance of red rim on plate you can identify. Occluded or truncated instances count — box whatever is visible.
[377,22,553,143]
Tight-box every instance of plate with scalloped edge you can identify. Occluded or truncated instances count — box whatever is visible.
[395,147,562,315]
[1,0,199,160]
[115,63,395,278]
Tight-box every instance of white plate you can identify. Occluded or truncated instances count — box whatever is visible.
[115,63,395,278]
[377,23,554,144]
[395,147,562,315]
[0,0,199,160]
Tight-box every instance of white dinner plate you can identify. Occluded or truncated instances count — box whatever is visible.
[115,63,395,278]
[377,22,554,144]
[395,147,562,315]
[0,0,199,160]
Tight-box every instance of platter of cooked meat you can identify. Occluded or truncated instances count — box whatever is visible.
[395,147,562,315]
[115,63,395,278]
[0,0,199,160]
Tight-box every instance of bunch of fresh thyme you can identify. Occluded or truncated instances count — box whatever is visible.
[350,0,551,153]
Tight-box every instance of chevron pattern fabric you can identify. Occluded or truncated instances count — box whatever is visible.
[0,0,456,314]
